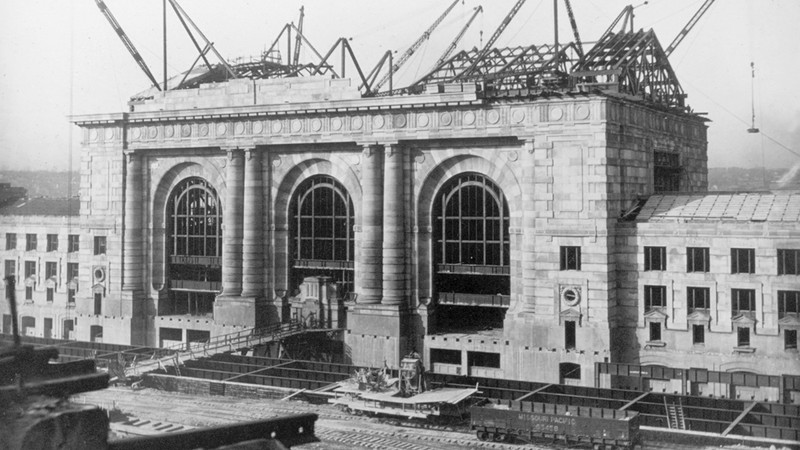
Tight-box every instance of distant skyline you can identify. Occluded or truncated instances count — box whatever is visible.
[1,0,798,171]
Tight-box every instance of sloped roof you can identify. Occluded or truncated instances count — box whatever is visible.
[633,192,800,223]
[0,197,80,217]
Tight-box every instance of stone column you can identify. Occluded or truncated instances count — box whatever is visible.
[521,138,536,313]
[241,149,264,298]
[221,148,245,297]
[122,151,143,291]
[358,144,383,304]
[381,143,405,306]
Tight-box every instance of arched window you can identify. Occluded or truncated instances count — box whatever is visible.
[432,173,510,331]
[164,177,221,316]
[289,176,354,295]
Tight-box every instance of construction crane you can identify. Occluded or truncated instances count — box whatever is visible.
[455,0,526,80]
[664,0,716,57]
[374,0,460,91]
[747,61,760,134]
[292,6,305,67]
[435,6,483,68]
[94,0,161,90]
[563,0,583,58]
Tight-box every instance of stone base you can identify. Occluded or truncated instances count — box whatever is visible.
[214,295,259,328]
[345,303,410,368]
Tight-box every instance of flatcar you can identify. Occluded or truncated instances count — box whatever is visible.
[470,399,641,449]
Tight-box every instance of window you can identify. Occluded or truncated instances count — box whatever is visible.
[654,151,680,193]
[737,326,750,347]
[565,320,576,350]
[732,289,756,316]
[731,248,755,274]
[649,322,662,341]
[46,234,58,252]
[25,234,37,251]
[5,233,16,250]
[67,289,75,305]
[4,260,14,278]
[778,291,800,319]
[687,247,710,272]
[68,235,80,253]
[687,287,710,312]
[45,261,57,280]
[25,286,32,301]
[67,263,79,281]
[560,246,581,271]
[24,261,36,278]
[778,249,800,275]
[93,236,107,255]
[786,330,798,350]
[46,288,53,302]
[644,246,666,271]
[644,285,667,311]
[94,293,102,315]
[692,324,705,345]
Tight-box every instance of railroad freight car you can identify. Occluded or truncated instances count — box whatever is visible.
[470,399,641,448]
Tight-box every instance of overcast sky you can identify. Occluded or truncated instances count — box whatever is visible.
[1,0,798,172]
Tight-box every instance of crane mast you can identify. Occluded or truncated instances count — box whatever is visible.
[563,0,583,58]
[435,6,483,68]
[664,0,715,56]
[292,6,305,67]
[374,0,460,91]
[455,0,526,80]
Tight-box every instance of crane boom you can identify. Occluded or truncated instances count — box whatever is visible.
[292,6,305,67]
[94,0,161,90]
[665,0,715,56]
[436,6,483,68]
[374,0,459,91]
[456,0,526,80]
[563,0,583,58]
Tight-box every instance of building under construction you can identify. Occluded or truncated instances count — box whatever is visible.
[1,1,798,402]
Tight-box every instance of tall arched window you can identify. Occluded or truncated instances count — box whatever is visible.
[432,173,510,331]
[289,176,354,295]
[165,177,221,316]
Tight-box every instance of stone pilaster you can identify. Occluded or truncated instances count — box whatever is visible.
[381,142,406,306]
[358,144,383,304]
[221,148,244,297]
[241,149,264,299]
[122,151,143,291]
[520,138,536,314]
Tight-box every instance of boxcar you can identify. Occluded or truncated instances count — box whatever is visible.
[470,399,641,449]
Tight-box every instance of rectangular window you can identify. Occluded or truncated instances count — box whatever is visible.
[560,246,581,271]
[565,321,576,350]
[5,233,16,250]
[24,261,36,278]
[68,235,80,253]
[67,263,79,281]
[45,261,57,280]
[67,289,75,305]
[687,247,710,273]
[46,288,53,302]
[692,324,705,345]
[644,285,667,311]
[687,287,710,312]
[778,291,800,319]
[4,260,14,278]
[649,322,662,341]
[654,151,680,193]
[644,246,667,271]
[737,327,750,347]
[731,248,755,274]
[93,236,107,256]
[732,289,756,315]
[25,286,32,301]
[46,234,58,252]
[786,329,798,350]
[25,234,37,251]
[94,293,102,315]
[778,249,800,275]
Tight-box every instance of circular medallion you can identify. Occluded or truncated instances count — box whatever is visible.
[507,151,518,162]
[89,129,99,142]
[463,111,476,126]
[216,124,227,136]
[180,124,192,137]
[271,120,282,134]
[291,119,302,133]
[417,113,430,128]
[576,105,590,120]
[252,121,264,134]
[352,117,364,130]
[511,108,526,124]
[147,126,158,139]
[164,125,175,138]
[561,286,581,307]
[487,110,501,124]
[131,127,141,140]
[199,124,209,136]
[550,107,564,121]
[311,118,322,132]
[392,114,406,128]
[104,128,114,141]
[414,154,425,164]
[234,122,245,135]
[350,154,361,165]
[272,156,282,168]
[331,117,343,131]
[439,112,453,126]
[373,115,385,129]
